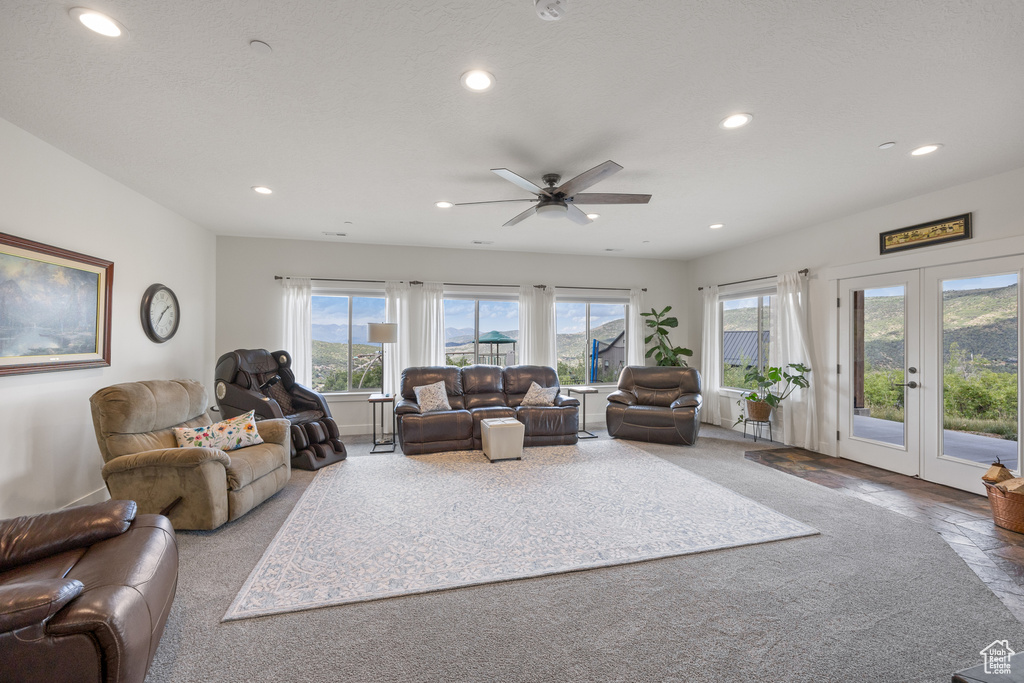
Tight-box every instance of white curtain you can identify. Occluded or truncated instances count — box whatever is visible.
[519,285,556,367]
[384,280,445,396]
[771,272,818,449]
[281,277,313,386]
[627,288,647,367]
[699,285,722,426]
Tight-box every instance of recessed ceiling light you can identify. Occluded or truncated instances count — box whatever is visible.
[709,223,724,229]
[322,232,347,237]
[878,141,897,150]
[586,213,600,220]
[720,113,753,129]
[604,248,623,252]
[435,201,454,208]
[461,70,494,92]
[252,186,273,194]
[911,144,943,156]
[472,240,493,245]
[70,7,127,37]
[249,40,273,55]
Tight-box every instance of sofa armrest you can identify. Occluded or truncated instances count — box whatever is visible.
[0,579,83,633]
[101,448,230,479]
[0,500,137,573]
[255,418,290,446]
[553,395,580,408]
[219,382,285,421]
[670,393,702,409]
[607,390,637,406]
[395,399,421,415]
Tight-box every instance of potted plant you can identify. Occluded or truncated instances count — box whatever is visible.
[734,363,811,425]
[641,306,693,366]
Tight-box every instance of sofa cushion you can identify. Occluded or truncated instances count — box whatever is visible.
[413,381,452,413]
[224,442,287,491]
[462,365,507,409]
[504,365,560,407]
[173,410,264,452]
[520,381,558,406]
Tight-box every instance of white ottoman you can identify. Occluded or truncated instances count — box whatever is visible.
[481,417,525,462]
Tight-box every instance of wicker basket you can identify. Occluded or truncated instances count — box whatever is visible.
[983,481,1024,534]
[745,400,772,422]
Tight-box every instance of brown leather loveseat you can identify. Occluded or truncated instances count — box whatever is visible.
[0,499,177,683]
[396,365,579,455]
[606,366,703,445]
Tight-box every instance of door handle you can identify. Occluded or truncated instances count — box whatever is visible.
[895,381,919,389]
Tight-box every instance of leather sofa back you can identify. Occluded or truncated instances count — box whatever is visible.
[504,365,561,407]
[90,379,211,462]
[462,365,506,409]
[401,366,466,410]
[616,366,701,407]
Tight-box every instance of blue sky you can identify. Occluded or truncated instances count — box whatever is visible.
[312,295,385,326]
[443,299,519,333]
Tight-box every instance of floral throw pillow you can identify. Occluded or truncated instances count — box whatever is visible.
[414,380,452,413]
[174,410,264,451]
[520,381,558,406]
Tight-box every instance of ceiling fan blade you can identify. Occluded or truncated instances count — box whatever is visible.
[503,205,539,227]
[570,193,652,205]
[491,168,551,196]
[565,204,593,225]
[556,160,623,197]
[453,198,539,206]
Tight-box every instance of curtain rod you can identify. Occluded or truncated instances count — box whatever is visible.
[697,268,808,291]
[275,276,645,292]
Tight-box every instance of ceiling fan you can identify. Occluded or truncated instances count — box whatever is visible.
[450,160,652,226]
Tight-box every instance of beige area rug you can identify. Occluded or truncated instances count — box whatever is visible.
[223,439,817,621]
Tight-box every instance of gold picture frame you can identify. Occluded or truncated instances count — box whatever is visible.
[0,232,113,376]
[879,213,972,255]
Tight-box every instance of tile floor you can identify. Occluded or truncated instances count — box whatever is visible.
[746,447,1024,623]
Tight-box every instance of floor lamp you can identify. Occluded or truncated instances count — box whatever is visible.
[367,322,399,396]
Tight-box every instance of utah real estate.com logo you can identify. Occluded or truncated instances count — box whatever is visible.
[981,640,1015,675]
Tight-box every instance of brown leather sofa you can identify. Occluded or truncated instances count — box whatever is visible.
[214,348,347,470]
[0,499,177,683]
[606,366,703,445]
[396,365,579,455]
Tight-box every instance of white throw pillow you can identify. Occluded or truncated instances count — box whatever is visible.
[520,381,558,407]
[414,380,452,413]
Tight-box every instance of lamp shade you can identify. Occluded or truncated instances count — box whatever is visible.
[367,322,398,344]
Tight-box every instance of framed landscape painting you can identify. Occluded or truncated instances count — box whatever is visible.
[0,232,113,376]
[879,213,973,255]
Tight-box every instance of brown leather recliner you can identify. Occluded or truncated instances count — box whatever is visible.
[0,499,178,683]
[396,364,579,455]
[214,349,347,470]
[606,366,703,445]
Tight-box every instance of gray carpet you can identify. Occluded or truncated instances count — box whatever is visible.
[147,427,1024,682]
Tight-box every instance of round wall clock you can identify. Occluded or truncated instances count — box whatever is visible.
[140,283,180,343]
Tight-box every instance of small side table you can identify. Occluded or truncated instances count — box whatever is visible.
[566,386,599,439]
[368,393,396,453]
[743,418,773,443]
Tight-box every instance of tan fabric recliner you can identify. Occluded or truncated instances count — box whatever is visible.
[89,379,291,530]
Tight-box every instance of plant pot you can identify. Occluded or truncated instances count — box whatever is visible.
[745,400,772,422]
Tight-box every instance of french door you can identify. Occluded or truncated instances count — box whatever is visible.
[838,271,921,477]
[839,257,1022,494]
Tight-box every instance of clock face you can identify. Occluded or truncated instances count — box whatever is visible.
[141,284,180,343]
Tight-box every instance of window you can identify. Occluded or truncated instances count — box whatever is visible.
[443,298,520,367]
[555,301,627,385]
[721,293,773,390]
[311,292,386,393]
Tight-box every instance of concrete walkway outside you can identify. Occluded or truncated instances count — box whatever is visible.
[852,414,1018,466]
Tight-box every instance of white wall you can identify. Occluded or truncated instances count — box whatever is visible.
[684,165,1024,453]
[215,237,689,433]
[0,118,217,518]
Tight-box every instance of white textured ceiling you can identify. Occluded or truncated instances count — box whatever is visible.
[1,1,1023,259]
